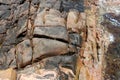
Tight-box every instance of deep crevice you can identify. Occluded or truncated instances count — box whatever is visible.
[19,0,26,5]
[33,34,69,44]
[16,31,26,38]
[0,2,9,5]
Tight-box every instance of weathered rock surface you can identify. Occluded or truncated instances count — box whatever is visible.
[0,0,119,80]
[6,48,16,68]
[16,39,32,68]
[69,33,82,46]
[44,9,65,26]
[102,13,120,80]
[67,10,79,30]
[33,38,76,61]
[34,9,47,26]
[34,9,65,27]
[18,69,59,80]
[33,26,68,41]
[0,68,16,80]
[61,0,84,12]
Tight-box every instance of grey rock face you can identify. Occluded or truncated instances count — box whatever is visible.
[33,38,69,61]
[33,26,68,41]
[61,0,84,12]
[6,48,16,68]
[69,33,82,47]
[39,0,64,11]
[16,39,32,68]
[0,24,6,34]
[43,54,77,72]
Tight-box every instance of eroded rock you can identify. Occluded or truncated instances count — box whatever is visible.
[61,0,84,12]
[16,39,32,67]
[0,0,86,80]
[0,68,16,80]
[44,9,65,26]
[33,38,69,61]
[69,33,82,46]
[42,54,77,73]
[3,27,18,46]
[14,1,29,17]
[0,24,6,34]
[33,26,68,41]
[34,9,47,26]
[18,69,59,80]
[67,10,86,33]
[6,48,16,68]
[67,10,79,30]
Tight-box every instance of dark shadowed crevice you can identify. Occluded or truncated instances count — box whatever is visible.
[33,34,69,44]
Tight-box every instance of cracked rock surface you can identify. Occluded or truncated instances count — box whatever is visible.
[0,0,83,80]
[0,0,119,80]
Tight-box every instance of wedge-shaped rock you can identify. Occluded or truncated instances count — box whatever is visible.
[16,39,32,67]
[33,38,68,61]
[33,26,68,41]
[0,68,16,80]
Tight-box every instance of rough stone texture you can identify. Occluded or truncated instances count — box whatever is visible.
[67,10,79,30]
[34,9,47,26]
[18,69,59,80]
[34,9,65,27]
[69,33,82,47]
[6,48,16,68]
[99,0,120,15]
[33,26,68,41]
[61,0,84,12]
[44,9,65,26]
[33,38,71,61]
[16,39,32,68]
[0,0,119,80]
[102,14,120,80]
[76,3,103,80]
[0,68,16,80]
[99,0,120,80]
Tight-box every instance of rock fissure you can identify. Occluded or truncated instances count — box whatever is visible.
[0,0,119,80]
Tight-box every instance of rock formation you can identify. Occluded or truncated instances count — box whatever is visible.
[0,0,119,80]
